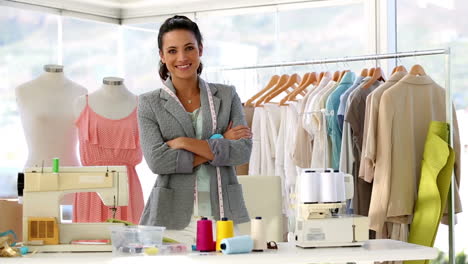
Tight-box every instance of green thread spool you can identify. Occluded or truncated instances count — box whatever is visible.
[52,158,59,173]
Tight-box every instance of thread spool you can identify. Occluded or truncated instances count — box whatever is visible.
[216,217,234,251]
[220,235,254,255]
[52,158,59,173]
[251,216,266,251]
[196,217,215,252]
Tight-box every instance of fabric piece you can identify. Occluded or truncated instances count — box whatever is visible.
[325,72,356,169]
[73,96,144,224]
[359,72,407,183]
[368,74,462,235]
[405,122,455,264]
[248,107,264,176]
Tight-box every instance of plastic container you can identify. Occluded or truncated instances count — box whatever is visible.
[109,225,165,255]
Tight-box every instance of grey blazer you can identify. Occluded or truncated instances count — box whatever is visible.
[138,77,252,229]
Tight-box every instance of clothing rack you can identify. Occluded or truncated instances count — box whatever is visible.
[215,48,455,264]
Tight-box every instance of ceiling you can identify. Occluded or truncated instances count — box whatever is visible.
[1,0,328,23]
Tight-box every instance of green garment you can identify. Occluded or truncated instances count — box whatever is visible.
[188,108,212,217]
[405,121,455,264]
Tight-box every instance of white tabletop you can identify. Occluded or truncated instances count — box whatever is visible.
[2,239,438,264]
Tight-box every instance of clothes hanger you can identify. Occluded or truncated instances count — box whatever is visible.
[362,67,383,89]
[409,64,426,76]
[391,65,408,75]
[254,74,289,107]
[332,70,340,82]
[245,75,280,106]
[360,68,368,77]
[279,73,309,106]
[296,72,310,97]
[338,70,350,82]
[368,67,375,77]
[280,72,318,105]
[263,73,300,105]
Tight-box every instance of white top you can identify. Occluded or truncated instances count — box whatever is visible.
[4,240,437,264]
[15,70,87,167]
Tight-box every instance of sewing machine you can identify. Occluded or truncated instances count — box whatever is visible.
[295,170,369,248]
[21,166,128,252]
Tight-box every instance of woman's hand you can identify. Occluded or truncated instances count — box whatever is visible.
[223,121,252,140]
[166,137,186,149]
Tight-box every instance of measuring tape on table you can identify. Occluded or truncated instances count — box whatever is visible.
[161,79,226,219]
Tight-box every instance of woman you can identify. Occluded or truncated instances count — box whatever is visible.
[138,15,252,245]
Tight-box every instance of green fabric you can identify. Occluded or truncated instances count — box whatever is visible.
[405,121,455,264]
[188,108,212,217]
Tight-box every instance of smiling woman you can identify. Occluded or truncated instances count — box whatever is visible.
[138,15,253,246]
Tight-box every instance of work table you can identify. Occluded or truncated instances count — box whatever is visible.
[2,239,438,264]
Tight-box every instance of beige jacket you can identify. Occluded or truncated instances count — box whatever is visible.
[368,74,461,233]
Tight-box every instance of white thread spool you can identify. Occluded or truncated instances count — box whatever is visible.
[251,216,266,251]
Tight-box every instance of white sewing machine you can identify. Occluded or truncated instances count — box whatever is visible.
[295,169,369,248]
[21,166,128,252]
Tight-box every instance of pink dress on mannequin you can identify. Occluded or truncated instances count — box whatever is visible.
[73,95,144,224]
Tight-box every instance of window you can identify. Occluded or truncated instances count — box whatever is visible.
[0,6,58,173]
[62,17,120,91]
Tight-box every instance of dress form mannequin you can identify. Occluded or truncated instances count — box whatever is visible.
[74,77,137,120]
[16,64,87,168]
[73,77,143,224]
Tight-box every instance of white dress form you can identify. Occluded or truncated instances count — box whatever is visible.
[74,77,137,119]
[16,65,87,168]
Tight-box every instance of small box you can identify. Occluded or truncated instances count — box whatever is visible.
[109,225,165,255]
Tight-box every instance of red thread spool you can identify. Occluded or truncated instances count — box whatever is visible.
[196,217,215,252]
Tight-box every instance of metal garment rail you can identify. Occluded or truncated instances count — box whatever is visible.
[214,48,455,264]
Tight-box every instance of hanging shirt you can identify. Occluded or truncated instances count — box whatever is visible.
[325,72,356,169]
[302,73,332,136]
[248,107,264,175]
[345,78,383,216]
[309,81,337,169]
[359,71,407,183]
[262,103,281,176]
[275,105,288,214]
[339,77,369,175]
[293,85,317,168]
[337,75,365,131]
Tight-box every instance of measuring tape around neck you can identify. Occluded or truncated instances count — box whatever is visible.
[161,79,225,219]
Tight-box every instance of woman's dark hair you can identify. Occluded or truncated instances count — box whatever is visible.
[158,15,204,80]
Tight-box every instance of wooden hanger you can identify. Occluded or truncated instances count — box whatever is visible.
[360,68,368,77]
[391,65,408,75]
[263,73,300,105]
[245,75,280,106]
[409,64,426,76]
[254,74,289,107]
[280,72,317,105]
[332,70,340,82]
[338,70,350,82]
[362,67,383,89]
[317,72,325,83]
[368,67,375,77]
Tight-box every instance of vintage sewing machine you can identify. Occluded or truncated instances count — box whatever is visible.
[20,166,128,252]
[295,169,369,248]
